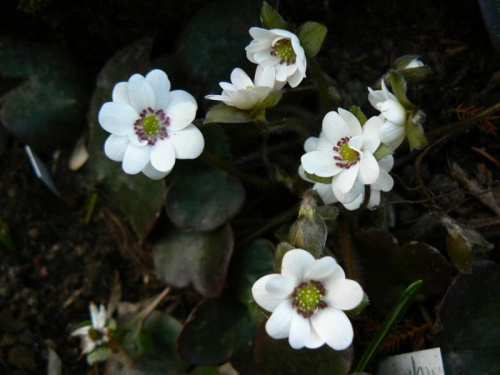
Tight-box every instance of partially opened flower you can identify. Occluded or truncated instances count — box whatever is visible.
[205,66,277,110]
[98,69,204,180]
[403,58,424,69]
[368,80,407,150]
[245,27,307,88]
[301,109,383,205]
[252,249,363,350]
[71,302,109,356]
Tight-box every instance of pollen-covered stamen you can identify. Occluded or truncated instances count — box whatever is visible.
[333,137,360,169]
[291,280,327,318]
[134,108,170,146]
[270,38,297,65]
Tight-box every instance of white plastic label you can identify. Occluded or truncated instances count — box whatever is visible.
[377,347,445,375]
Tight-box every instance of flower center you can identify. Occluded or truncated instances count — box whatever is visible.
[271,39,296,65]
[333,137,360,169]
[134,107,170,146]
[245,84,254,90]
[88,327,104,341]
[291,280,327,318]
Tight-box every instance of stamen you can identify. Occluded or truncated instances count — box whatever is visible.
[333,137,360,169]
[292,280,327,319]
[134,109,170,145]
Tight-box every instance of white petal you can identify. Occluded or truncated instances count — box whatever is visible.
[367,189,381,210]
[96,305,107,328]
[342,193,364,211]
[304,137,319,153]
[246,40,272,53]
[333,178,364,204]
[252,274,288,311]
[90,303,99,327]
[255,65,275,88]
[249,27,274,41]
[281,249,315,283]
[128,74,155,113]
[371,170,393,192]
[128,129,148,147]
[358,151,379,184]
[230,90,261,110]
[368,88,386,109]
[265,300,294,339]
[112,82,130,104]
[316,133,333,151]
[104,134,129,162]
[98,102,137,136]
[301,150,342,178]
[338,108,362,136]
[265,275,295,298]
[81,340,96,355]
[305,257,338,281]
[165,90,198,131]
[255,49,274,64]
[379,99,406,126]
[288,69,304,88]
[298,165,313,183]
[362,116,383,153]
[168,124,204,159]
[146,69,171,111]
[310,307,353,350]
[219,82,236,92]
[271,28,295,39]
[333,164,360,194]
[150,139,176,172]
[322,111,350,144]
[142,161,170,180]
[378,155,394,172]
[122,144,150,174]
[348,135,363,151]
[204,94,228,103]
[379,122,406,150]
[305,324,325,349]
[276,63,289,82]
[325,279,363,311]
[381,80,398,101]
[313,182,338,205]
[71,325,90,337]
[289,312,311,349]
[230,68,253,89]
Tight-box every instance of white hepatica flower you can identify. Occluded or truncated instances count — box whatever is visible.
[301,109,383,205]
[71,302,109,355]
[368,80,407,150]
[205,66,276,110]
[245,27,307,88]
[99,69,204,180]
[252,249,363,350]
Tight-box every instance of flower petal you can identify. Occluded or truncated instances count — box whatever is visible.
[265,275,295,298]
[342,192,364,211]
[310,307,353,350]
[313,182,338,205]
[301,150,342,178]
[128,74,156,113]
[289,312,311,349]
[367,189,381,209]
[276,63,289,82]
[122,143,150,174]
[368,87,386,109]
[169,124,204,159]
[255,65,275,88]
[252,274,288,311]
[305,257,338,281]
[322,111,350,144]
[325,279,363,311]
[229,89,261,110]
[378,155,394,172]
[305,324,325,349]
[265,300,294,339]
[249,27,274,41]
[104,134,129,162]
[304,136,319,153]
[358,151,379,184]
[338,108,362,136]
[333,163,360,194]
[333,178,363,204]
[150,139,176,172]
[288,69,304,88]
[71,326,90,337]
[379,121,406,150]
[362,116,383,153]
[112,82,130,104]
[165,90,198,131]
[146,69,171,111]
[281,249,315,283]
[316,133,333,151]
[372,170,393,192]
[230,68,253,89]
[98,102,137,136]
[348,135,363,151]
[142,161,170,180]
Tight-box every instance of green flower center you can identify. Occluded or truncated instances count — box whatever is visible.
[245,84,254,90]
[88,327,104,341]
[271,39,297,65]
[142,115,160,135]
[339,143,358,162]
[333,137,360,169]
[292,280,327,318]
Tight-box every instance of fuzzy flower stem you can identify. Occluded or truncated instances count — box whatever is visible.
[427,101,500,138]
[200,151,271,188]
[307,57,334,115]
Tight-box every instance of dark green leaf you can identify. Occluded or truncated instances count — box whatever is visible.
[143,311,183,351]
[254,325,353,375]
[197,122,232,160]
[349,105,367,126]
[304,172,333,184]
[373,143,393,160]
[204,104,254,124]
[405,111,427,149]
[315,205,339,220]
[87,345,113,365]
[260,2,292,30]
[153,225,234,297]
[177,297,257,365]
[297,21,328,58]
[191,366,220,375]
[437,261,500,374]
[165,164,245,231]
[388,70,414,109]
[402,66,431,82]
[258,89,282,109]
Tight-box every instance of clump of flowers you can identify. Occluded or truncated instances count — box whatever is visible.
[245,27,307,88]
[252,249,363,350]
[98,69,204,180]
[71,302,111,357]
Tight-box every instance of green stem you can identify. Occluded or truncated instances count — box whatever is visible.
[354,280,423,372]
[427,101,500,138]
[83,192,98,225]
[308,57,333,114]
[200,151,271,188]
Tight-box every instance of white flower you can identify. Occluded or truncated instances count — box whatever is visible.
[205,66,277,110]
[252,249,363,350]
[404,58,424,69]
[301,109,383,205]
[368,80,407,150]
[245,27,307,88]
[71,302,109,355]
[98,69,204,180]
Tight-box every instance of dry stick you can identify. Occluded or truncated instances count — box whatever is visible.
[471,146,500,169]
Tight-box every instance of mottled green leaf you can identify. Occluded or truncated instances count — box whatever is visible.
[153,225,234,297]
[315,205,339,220]
[304,171,333,184]
[349,105,367,126]
[388,70,414,109]
[87,345,113,365]
[258,89,282,109]
[373,143,393,160]
[405,111,427,149]
[204,104,254,124]
[260,2,292,30]
[297,21,327,58]
[402,66,431,82]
